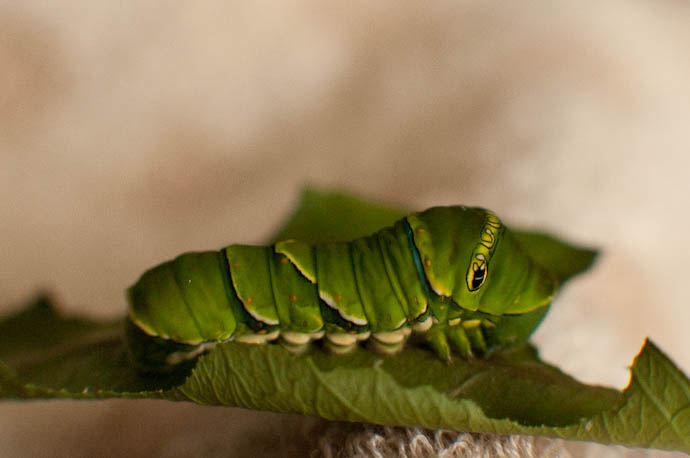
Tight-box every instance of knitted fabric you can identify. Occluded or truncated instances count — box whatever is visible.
[310,423,569,458]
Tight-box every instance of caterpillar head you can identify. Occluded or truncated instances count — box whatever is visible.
[408,206,556,316]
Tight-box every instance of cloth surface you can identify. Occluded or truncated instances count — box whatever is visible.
[1,2,689,457]
[313,425,562,458]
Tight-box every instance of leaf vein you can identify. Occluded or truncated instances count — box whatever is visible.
[633,366,690,446]
[306,358,370,421]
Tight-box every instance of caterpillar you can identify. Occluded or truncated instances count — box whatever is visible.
[126,206,557,367]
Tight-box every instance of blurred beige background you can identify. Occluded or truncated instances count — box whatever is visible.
[1,1,689,457]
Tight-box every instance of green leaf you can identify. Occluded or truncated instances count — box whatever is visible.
[545,339,690,451]
[1,187,688,453]
[0,296,192,396]
[270,188,407,243]
[511,230,598,284]
[1,298,689,452]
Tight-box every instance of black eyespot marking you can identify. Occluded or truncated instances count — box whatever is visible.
[470,264,487,291]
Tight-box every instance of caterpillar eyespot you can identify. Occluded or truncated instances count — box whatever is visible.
[126,206,558,367]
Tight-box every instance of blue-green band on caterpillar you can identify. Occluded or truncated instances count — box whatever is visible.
[126,206,557,366]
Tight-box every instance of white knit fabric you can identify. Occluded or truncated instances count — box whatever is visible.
[313,425,560,458]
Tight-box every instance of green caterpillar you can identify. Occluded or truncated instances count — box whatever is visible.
[126,206,557,367]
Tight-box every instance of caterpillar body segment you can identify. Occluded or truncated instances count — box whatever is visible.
[127,206,557,366]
